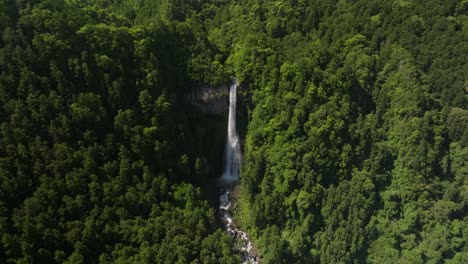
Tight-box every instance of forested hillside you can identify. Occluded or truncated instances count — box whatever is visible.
[1,0,467,263]
[0,0,238,263]
[228,0,467,263]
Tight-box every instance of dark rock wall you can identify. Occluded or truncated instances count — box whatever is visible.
[188,85,229,115]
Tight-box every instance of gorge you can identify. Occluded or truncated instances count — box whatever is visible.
[0,1,465,263]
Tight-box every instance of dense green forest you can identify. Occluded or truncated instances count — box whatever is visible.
[0,0,238,263]
[1,0,467,263]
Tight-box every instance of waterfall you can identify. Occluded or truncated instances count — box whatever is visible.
[220,80,242,185]
[218,80,259,264]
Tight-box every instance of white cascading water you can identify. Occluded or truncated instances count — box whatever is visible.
[219,80,258,264]
[220,80,242,185]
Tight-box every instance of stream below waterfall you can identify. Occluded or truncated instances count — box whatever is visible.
[219,190,258,264]
[218,80,259,263]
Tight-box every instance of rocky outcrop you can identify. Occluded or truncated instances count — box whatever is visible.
[188,85,229,115]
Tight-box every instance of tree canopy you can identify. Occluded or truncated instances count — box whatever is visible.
[1,0,467,263]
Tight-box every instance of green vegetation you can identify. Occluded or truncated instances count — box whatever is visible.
[0,1,237,263]
[230,0,467,263]
[1,0,467,263]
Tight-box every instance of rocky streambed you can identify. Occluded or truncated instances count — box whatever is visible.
[219,189,260,264]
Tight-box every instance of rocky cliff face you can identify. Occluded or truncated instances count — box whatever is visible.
[188,85,230,115]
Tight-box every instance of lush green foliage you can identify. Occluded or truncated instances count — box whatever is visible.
[1,0,467,263]
[0,0,238,263]
[223,0,467,263]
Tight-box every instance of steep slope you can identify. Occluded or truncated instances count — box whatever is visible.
[208,0,467,263]
[0,1,239,263]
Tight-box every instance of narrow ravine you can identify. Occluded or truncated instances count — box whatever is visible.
[219,190,258,264]
[219,80,259,264]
